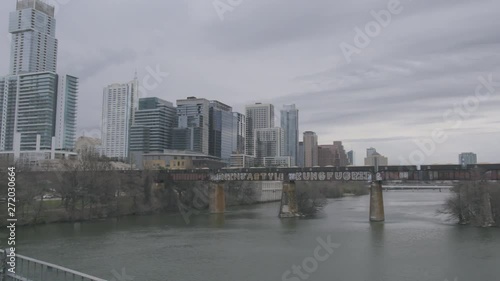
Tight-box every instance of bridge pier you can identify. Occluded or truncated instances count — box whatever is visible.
[480,185,495,227]
[369,179,385,222]
[209,182,225,214]
[279,181,299,218]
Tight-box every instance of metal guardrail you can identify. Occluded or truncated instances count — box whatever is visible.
[0,249,106,281]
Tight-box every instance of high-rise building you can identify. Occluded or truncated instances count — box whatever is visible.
[232,112,246,154]
[318,146,333,167]
[332,141,348,166]
[297,141,304,167]
[0,76,20,151]
[364,150,388,167]
[0,1,78,159]
[245,103,274,156]
[171,128,195,151]
[173,97,210,154]
[129,97,177,154]
[209,100,233,162]
[280,104,299,166]
[254,127,287,166]
[303,131,318,167]
[347,150,354,166]
[263,156,291,168]
[230,154,255,168]
[367,147,377,157]
[459,152,477,166]
[9,0,58,75]
[101,78,139,160]
[55,74,78,150]
[14,72,58,151]
[318,141,349,167]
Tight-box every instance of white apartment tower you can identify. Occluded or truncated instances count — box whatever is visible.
[55,74,78,150]
[101,77,139,160]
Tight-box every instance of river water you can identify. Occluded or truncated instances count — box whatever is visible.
[14,191,500,281]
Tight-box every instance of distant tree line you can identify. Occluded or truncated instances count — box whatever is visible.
[0,148,169,226]
[0,149,262,226]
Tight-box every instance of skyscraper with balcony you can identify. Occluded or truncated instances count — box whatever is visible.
[0,76,20,151]
[280,104,299,166]
[303,131,318,167]
[55,74,78,150]
[0,0,78,159]
[9,0,58,75]
[15,72,58,151]
[245,103,274,156]
[101,78,139,160]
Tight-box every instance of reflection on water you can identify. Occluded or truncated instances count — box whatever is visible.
[209,214,225,227]
[369,222,385,248]
[13,191,500,281]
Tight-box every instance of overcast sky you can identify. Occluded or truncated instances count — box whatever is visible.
[1,0,499,165]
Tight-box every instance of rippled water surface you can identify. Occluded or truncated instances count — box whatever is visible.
[16,191,500,281]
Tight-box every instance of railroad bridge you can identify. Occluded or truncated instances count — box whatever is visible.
[160,164,500,223]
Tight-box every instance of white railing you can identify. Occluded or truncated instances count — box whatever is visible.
[0,249,107,281]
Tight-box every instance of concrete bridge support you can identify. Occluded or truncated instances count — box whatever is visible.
[209,182,226,214]
[279,181,299,218]
[370,180,385,222]
[480,185,495,227]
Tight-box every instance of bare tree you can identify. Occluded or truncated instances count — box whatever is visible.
[440,180,499,227]
[296,184,327,217]
[58,147,116,221]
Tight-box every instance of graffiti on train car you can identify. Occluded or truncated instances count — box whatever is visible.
[165,166,500,182]
[209,171,375,182]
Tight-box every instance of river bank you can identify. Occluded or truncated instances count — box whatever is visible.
[0,181,368,227]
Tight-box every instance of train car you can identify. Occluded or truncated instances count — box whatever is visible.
[420,164,463,171]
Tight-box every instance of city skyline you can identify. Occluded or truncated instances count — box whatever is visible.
[0,0,499,165]
[0,2,498,280]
